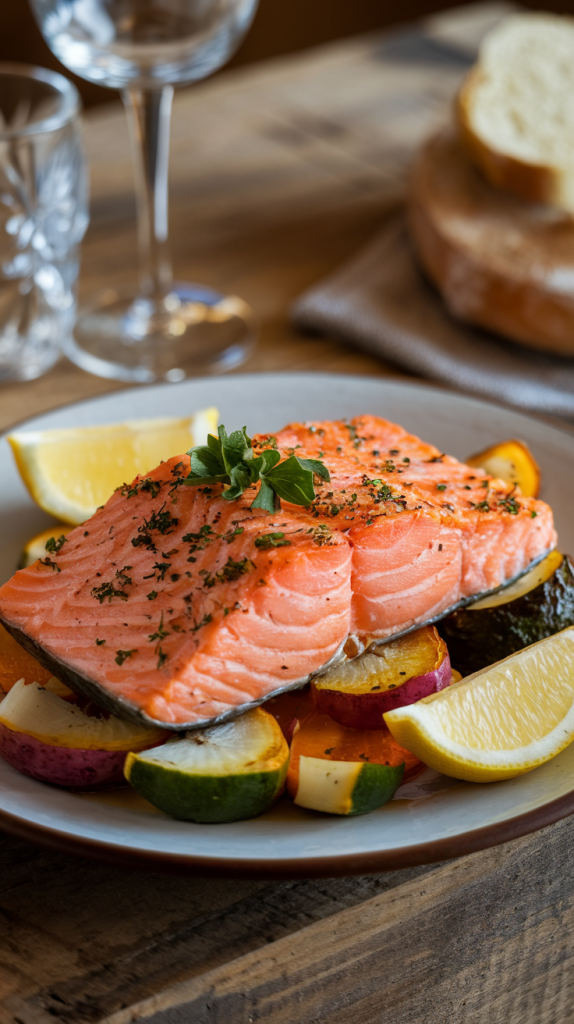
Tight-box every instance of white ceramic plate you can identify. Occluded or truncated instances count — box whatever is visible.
[1,372,574,877]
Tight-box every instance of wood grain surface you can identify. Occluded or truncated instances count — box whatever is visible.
[3,815,574,1024]
[3,5,573,1023]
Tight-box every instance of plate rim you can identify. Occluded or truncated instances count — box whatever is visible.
[2,370,574,876]
[1,786,573,878]
[3,370,574,440]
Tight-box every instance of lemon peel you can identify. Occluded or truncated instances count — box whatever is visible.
[9,408,218,524]
[384,627,574,782]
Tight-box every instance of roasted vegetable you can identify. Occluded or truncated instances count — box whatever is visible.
[265,685,315,743]
[311,626,451,730]
[0,622,53,693]
[0,679,166,788]
[439,551,574,677]
[465,439,540,497]
[125,708,289,823]
[286,711,422,815]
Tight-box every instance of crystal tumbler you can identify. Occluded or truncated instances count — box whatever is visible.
[0,64,88,381]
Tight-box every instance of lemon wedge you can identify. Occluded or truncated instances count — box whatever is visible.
[9,408,218,525]
[384,628,574,782]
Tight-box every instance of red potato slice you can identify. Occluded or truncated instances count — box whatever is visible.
[311,626,451,730]
[0,728,134,789]
[264,685,316,744]
[0,680,167,789]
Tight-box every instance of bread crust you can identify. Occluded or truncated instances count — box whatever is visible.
[457,68,571,211]
[408,129,574,357]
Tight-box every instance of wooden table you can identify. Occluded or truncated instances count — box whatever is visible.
[4,4,574,1022]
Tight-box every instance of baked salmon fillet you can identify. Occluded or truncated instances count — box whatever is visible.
[0,416,555,728]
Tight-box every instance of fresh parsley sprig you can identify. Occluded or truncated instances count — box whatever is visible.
[184,425,330,513]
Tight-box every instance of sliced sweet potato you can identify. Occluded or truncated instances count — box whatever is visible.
[286,710,423,815]
[0,622,53,694]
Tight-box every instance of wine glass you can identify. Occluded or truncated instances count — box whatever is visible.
[30,0,259,383]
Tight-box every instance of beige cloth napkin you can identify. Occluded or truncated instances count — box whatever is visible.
[292,214,574,421]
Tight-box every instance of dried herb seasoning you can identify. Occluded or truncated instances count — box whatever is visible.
[191,612,212,633]
[148,612,169,644]
[255,532,291,549]
[118,477,162,499]
[91,566,133,603]
[115,649,137,666]
[140,504,179,536]
[202,556,254,588]
[45,535,67,554]
[144,562,171,581]
[39,557,61,573]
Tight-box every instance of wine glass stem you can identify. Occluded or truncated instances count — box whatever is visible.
[123,85,174,302]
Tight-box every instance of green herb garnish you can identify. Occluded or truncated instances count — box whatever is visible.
[149,612,170,644]
[184,425,330,514]
[139,505,179,536]
[498,495,520,515]
[376,484,393,502]
[255,532,291,549]
[115,649,137,666]
[118,477,161,499]
[191,613,212,633]
[201,556,254,588]
[143,562,171,581]
[91,566,133,603]
[45,535,67,554]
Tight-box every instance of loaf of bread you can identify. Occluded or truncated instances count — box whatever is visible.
[457,12,574,212]
[408,128,574,356]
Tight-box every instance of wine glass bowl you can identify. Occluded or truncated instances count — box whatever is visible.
[30,0,259,382]
[37,0,259,89]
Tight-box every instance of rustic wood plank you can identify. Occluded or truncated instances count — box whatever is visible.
[0,828,440,1024]
[4,812,574,1023]
[91,814,574,1024]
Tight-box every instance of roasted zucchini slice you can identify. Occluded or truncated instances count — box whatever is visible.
[125,708,289,823]
[438,552,574,677]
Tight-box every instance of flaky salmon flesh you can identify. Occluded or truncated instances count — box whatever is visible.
[0,416,556,728]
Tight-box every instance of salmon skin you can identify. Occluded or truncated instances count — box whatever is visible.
[0,416,555,729]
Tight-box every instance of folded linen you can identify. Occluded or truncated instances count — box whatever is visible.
[292,214,574,420]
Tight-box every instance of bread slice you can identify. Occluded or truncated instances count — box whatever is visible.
[457,12,574,212]
[408,127,574,356]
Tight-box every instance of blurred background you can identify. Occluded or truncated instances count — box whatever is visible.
[2,0,570,110]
